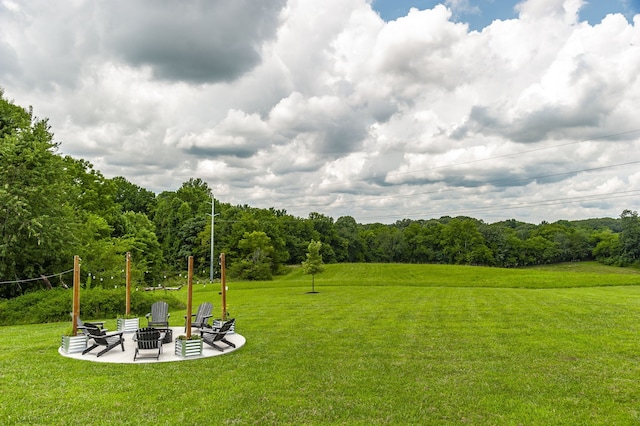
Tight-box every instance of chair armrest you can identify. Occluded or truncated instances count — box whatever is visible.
[145,313,151,319]
[101,330,124,338]
[79,325,109,332]
[200,329,217,337]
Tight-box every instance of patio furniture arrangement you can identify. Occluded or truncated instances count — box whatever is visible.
[81,323,126,357]
[200,318,236,352]
[133,327,163,361]
[184,302,213,332]
[145,301,170,328]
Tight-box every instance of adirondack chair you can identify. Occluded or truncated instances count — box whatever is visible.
[81,323,125,357]
[200,318,236,352]
[133,327,163,361]
[76,317,106,347]
[145,301,170,328]
[76,316,106,336]
[184,302,213,332]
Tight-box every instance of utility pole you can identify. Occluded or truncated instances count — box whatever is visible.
[210,195,215,283]
[209,194,220,283]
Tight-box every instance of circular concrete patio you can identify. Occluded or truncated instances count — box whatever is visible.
[59,327,246,363]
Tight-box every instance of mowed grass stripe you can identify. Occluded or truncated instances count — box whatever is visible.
[262,262,640,289]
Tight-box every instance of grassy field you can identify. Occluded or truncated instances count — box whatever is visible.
[1,262,640,425]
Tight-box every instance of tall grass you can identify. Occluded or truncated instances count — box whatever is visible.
[1,262,639,424]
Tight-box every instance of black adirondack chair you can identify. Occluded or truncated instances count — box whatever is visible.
[133,327,163,361]
[82,323,125,357]
[184,302,213,332]
[145,301,170,328]
[76,316,106,337]
[200,318,236,352]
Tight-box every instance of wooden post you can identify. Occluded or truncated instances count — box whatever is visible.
[220,253,227,321]
[72,255,80,335]
[125,252,131,316]
[186,256,194,338]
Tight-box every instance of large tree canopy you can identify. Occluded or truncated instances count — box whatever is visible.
[0,92,78,297]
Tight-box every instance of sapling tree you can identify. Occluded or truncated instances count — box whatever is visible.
[302,240,324,293]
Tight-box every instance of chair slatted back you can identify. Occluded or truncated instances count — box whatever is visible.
[211,318,235,343]
[77,317,92,337]
[219,318,235,333]
[84,323,115,345]
[150,301,169,322]
[194,302,213,323]
[136,327,161,350]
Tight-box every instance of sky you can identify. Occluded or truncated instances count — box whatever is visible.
[374,0,640,29]
[1,0,640,225]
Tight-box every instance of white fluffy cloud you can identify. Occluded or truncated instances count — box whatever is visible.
[1,0,639,223]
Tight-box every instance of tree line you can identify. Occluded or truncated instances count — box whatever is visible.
[2,92,639,298]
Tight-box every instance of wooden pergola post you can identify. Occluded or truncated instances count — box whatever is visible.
[125,252,131,316]
[72,255,80,335]
[220,253,227,321]
[186,256,194,338]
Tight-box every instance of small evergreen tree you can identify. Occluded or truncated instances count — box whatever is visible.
[302,240,324,293]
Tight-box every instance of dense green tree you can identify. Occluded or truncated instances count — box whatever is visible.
[112,176,156,216]
[280,214,318,264]
[403,222,434,263]
[335,216,364,262]
[75,211,162,288]
[0,92,31,137]
[63,157,118,221]
[591,229,621,264]
[306,212,339,263]
[176,178,212,215]
[359,223,387,261]
[377,226,407,262]
[442,218,491,265]
[120,211,163,284]
[531,223,572,263]
[521,236,555,265]
[619,209,640,264]
[220,207,289,275]
[480,224,523,267]
[573,217,623,233]
[0,93,78,296]
[152,179,212,271]
[153,191,184,268]
[230,231,275,280]
[422,220,447,263]
[75,213,116,279]
[567,228,591,261]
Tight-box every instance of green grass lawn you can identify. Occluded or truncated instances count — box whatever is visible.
[1,262,640,425]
